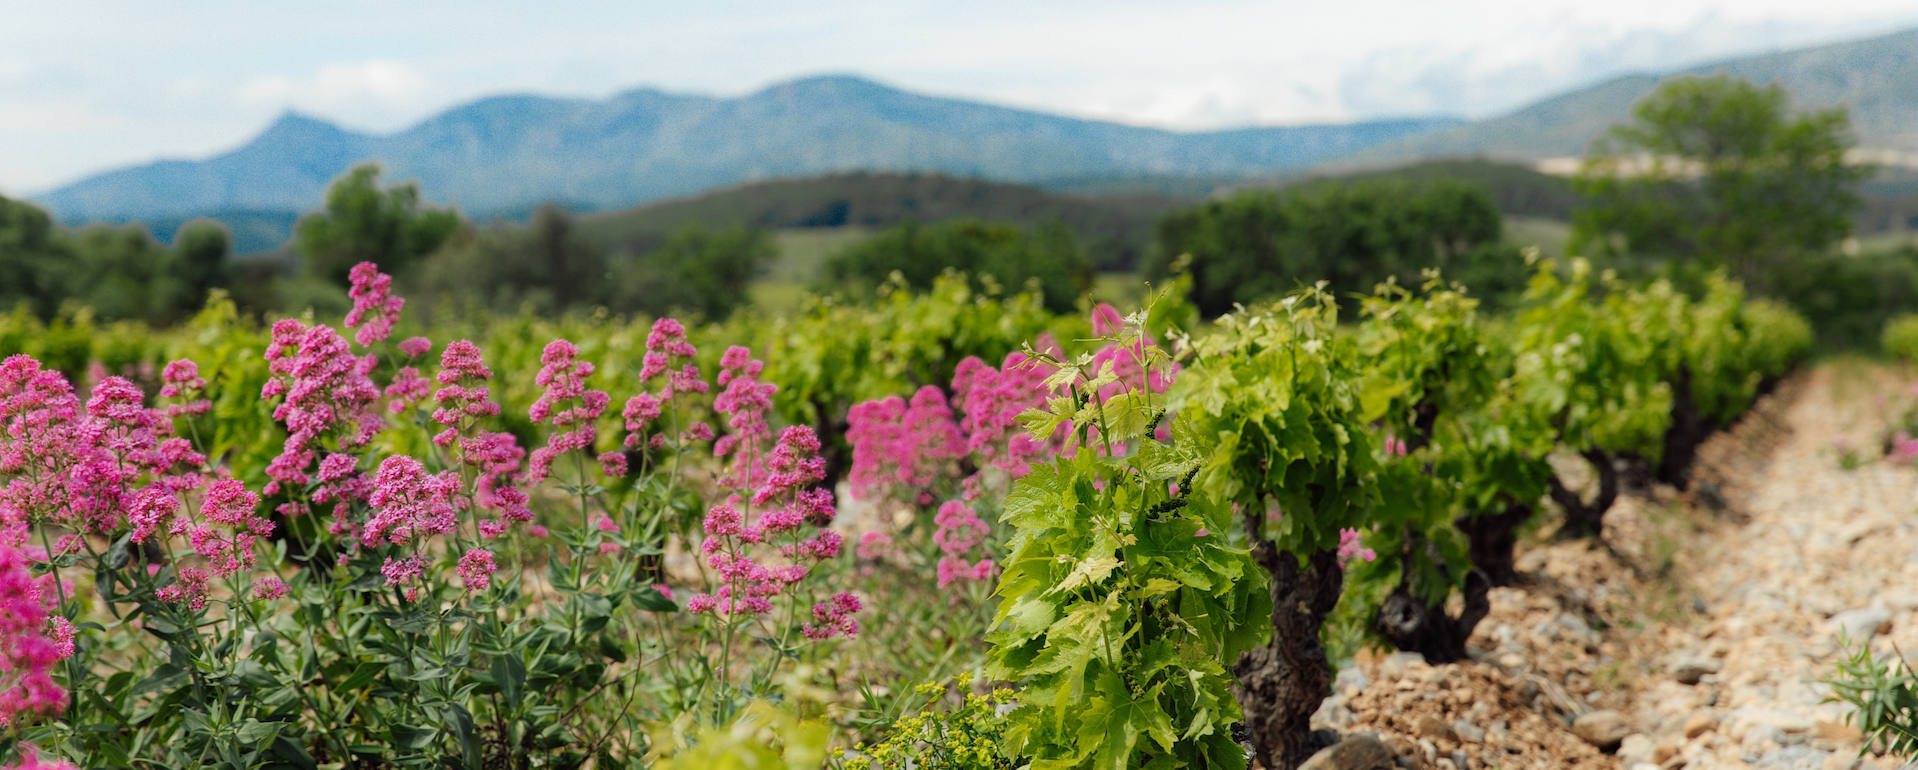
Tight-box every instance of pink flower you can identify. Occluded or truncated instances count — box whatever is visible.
[253,576,290,600]
[856,531,893,561]
[344,262,405,347]
[398,336,433,359]
[3,745,80,770]
[527,339,607,483]
[458,548,497,592]
[189,479,272,579]
[1337,528,1377,567]
[158,358,211,417]
[364,456,459,548]
[261,321,382,493]
[597,451,628,479]
[802,592,862,640]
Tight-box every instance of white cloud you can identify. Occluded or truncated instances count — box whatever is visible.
[237,60,433,128]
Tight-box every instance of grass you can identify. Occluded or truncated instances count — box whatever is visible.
[746,227,875,314]
[1506,217,1573,257]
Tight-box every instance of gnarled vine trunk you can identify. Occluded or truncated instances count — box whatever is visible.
[1234,506,1343,770]
[1373,568,1491,664]
[1657,365,1715,490]
[1549,449,1618,539]
[1459,501,1533,587]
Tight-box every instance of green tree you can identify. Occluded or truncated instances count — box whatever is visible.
[64,225,187,321]
[611,224,774,320]
[409,205,610,315]
[1569,75,1870,290]
[821,218,1094,313]
[295,164,464,283]
[173,219,232,307]
[1147,181,1511,317]
[0,195,65,317]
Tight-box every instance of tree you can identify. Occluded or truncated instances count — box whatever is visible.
[65,225,186,321]
[822,218,1093,313]
[1147,181,1512,317]
[296,164,465,283]
[0,195,64,317]
[1569,75,1870,291]
[611,224,775,320]
[173,220,232,306]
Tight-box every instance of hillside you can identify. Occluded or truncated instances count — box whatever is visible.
[27,75,1454,227]
[574,171,1186,271]
[1344,26,1918,165]
[1234,158,1583,221]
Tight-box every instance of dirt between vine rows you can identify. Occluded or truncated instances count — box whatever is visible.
[1299,363,1918,770]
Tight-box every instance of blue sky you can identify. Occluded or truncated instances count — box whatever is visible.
[2,0,1914,193]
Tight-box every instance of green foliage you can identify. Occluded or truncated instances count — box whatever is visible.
[988,308,1263,769]
[1767,246,1918,350]
[614,223,776,320]
[1827,638,1918,761]
[649,702,833,770]
[0,194,66,318]
[571,171,1177,272]
[1346,276,1494,608]
[1570,74,1871,292]
[822,219,1094,313]
[1148,181,1519,317]
[1887,314,1918,363]
[839,676,1018,769]
[296,164,464,284]
[1178,289,1381,552]
[1510,257,1673,459]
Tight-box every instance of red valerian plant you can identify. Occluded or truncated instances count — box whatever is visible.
[0,262,862,768]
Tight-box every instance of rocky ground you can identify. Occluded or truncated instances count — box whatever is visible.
[1300,362,1918,770]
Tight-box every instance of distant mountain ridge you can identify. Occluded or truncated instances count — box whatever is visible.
[1342,26,1918,166]
[29,75,1456,226]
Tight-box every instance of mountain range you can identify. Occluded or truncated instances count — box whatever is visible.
[28,77,1453,227]
[25,24,1917,250]
[1345,26,1917,165]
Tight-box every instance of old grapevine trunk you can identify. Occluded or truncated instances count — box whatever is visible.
[1657,365,1712,490]
[1459,501,1532,587]
[1235,507,1343,770]
[1549,449,1618,539]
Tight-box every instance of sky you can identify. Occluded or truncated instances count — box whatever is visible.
[2,0,1915,194]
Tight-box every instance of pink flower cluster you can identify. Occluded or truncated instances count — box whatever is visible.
[157,359,211,419]
[527,340,609,484]
[685,426,853,638]
[260,319,382,501]
[1337,528,1377,568]
[344,262,405,348]
[1891,431,1918,464]
[365,455,460,600]
[0,541,69,728]
[845,350,1058,587]
[138,481,272,610]
[1,745,79,770]
[619,318,712,456]
[712,346,777,488]
[1383,436,1409,457]
[931,500,995,588]
[431,341,533,539]
[803,592,861,640]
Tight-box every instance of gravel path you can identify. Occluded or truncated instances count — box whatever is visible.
[1310,363,1918,770]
